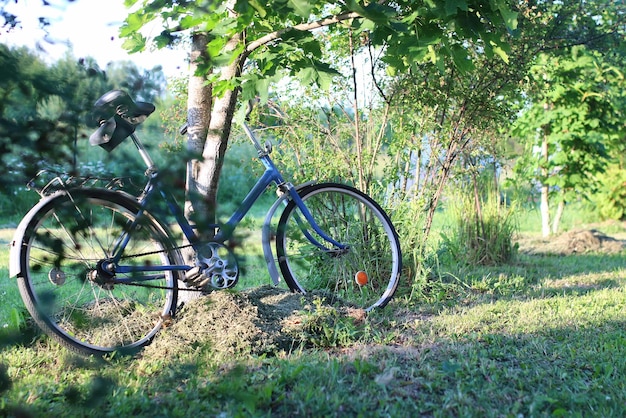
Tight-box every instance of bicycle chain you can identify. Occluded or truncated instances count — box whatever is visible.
[117,243,194,260]
[119,281,205,292]
[116,243,206,293]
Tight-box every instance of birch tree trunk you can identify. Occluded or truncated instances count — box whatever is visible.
[179,33,213,301]
[552,195,565,235]
[185,33,213,237]
[193,35,245,234]
[540,128,551,237]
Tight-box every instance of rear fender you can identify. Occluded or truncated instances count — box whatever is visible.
[9,188,147,278]
[9,191,66,278]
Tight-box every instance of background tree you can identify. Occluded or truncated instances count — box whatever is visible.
[0,45,108,181]
[0,42,168,192]
[105,60,166,102]
[511,47,625,236]
[509,0,626,236]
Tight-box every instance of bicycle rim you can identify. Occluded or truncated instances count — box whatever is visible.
[276,183,401,311]
[17,189,179,356]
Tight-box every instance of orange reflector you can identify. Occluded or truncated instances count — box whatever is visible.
[355,270,368,286]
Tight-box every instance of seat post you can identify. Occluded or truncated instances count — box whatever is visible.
[130,132,157,174]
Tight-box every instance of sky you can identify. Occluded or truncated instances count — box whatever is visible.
[1,0,188,77]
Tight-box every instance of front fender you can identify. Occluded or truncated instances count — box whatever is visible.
[261,181,315,286]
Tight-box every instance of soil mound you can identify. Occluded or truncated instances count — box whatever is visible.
[141,286,302,361]
[140,286,363,362]
[517,229,626,255]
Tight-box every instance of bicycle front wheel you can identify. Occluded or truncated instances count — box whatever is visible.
[276,183,401,311]
[15,188,180,356]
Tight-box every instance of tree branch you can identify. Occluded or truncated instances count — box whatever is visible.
[244,12,361,55]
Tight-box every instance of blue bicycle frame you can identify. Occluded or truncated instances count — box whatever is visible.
[109,124,346,285]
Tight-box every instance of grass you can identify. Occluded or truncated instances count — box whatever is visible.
[1,213,625,416]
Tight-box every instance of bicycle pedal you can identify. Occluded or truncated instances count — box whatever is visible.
[184,266,203,282]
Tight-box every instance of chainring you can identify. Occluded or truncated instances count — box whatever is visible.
[184,242,239,291]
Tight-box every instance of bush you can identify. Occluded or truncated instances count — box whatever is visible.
[593,166,626,221]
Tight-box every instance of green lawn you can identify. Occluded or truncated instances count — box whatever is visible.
[0,226,625,416]
[0,229,26,330]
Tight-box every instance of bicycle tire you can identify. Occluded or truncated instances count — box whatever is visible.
[276,183,401,311]
[14,188,180,356]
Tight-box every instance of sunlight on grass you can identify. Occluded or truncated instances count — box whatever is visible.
[1,213,625,417]
[431,286,625,337]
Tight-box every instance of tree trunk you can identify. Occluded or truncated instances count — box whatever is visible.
[348,30,366,193]
[422,136,462,241]
[195,84,240,225]
[540,184,550,237]
[472,170,485,240]
[185,33,213,236]
[179,33,213,302]
[540,128,551,237]
[552,194,565,235]
[186,32,245,238]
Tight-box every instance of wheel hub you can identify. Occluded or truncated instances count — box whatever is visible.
[87,260,116,290]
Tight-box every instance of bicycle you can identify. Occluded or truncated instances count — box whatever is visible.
[9,89,402,357]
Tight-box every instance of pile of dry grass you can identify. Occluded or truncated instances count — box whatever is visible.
[139,286,368,363]
[517,229,625,255]
[140,286,304,361]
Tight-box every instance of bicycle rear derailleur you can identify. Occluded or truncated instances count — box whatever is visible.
[184,242,239,291]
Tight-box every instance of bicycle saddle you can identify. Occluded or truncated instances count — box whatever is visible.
[89,90,156,152]
[92,90,155,124]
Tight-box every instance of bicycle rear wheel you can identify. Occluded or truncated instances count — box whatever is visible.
[276,183,401,311]
[14,188,180,356]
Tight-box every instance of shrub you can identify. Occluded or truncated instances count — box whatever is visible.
[593,166,626,221]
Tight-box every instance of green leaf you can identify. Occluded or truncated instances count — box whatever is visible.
[248,0,268,18]
[316,70,334,91]
[297,67,316,85]
[179,15,205,30]
[445,0,468,16]
[490,42,510,64]
[154,31,176,49]
[122,11,146,34]
[256,77,272,103]
[289,0,314,17]
[494,0,518,30]
[344,0,393,25]
[121,33,147,53]
[206,36,228,58]
[449,44,474,72]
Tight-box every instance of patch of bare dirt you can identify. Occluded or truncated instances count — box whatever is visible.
[516,229,626,255]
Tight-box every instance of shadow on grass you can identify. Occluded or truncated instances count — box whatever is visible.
[0,312,624,417]
[423,252,626,302]
[1,256,624,417]
[0,322,42,351]
[4,320,624,416]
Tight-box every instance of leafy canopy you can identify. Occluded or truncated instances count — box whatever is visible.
[121,0,518,99]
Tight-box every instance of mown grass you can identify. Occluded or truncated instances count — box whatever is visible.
[1,225,625,416]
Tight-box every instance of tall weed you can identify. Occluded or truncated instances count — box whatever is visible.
[441,187,517,266]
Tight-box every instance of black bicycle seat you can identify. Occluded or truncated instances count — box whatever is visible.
[89,90,156,152]
[92,90,155,125]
